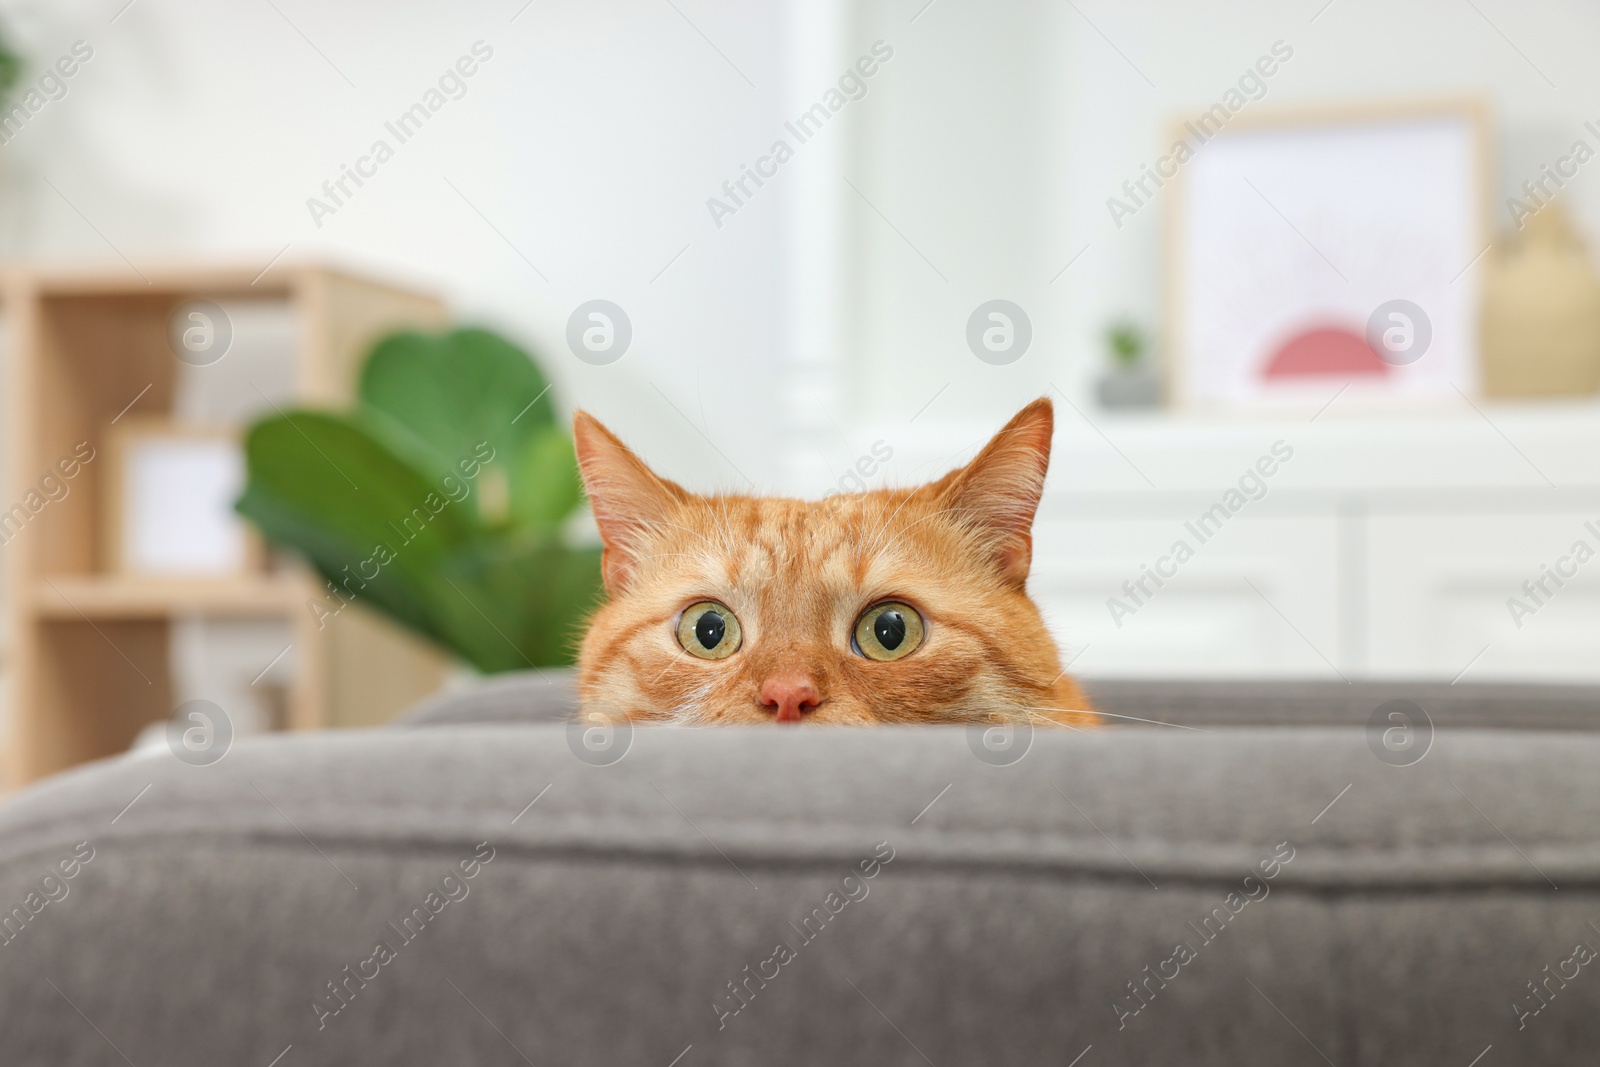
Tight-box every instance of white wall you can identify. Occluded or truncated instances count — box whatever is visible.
[0,0,796,490]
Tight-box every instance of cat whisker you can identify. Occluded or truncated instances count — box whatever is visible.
[673,678,718,724]
[713,496,739,556]
[631,517,723,553]
[1019,704,1208,732]
[645,643,701,687]
[632,552,713,564]
[697,496,731,557]
[866,504,987,563]
[616,522,728,583]
[1093,711,1208,731]
[857,488,920,562]
[943,704,1086,731]
[609,548,719,592]
[1024,710,1087,732]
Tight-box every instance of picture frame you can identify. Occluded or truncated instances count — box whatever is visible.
[104,418,261,579]
[1164,98,1491,409]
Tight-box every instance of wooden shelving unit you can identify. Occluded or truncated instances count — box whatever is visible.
[2,262,452,788]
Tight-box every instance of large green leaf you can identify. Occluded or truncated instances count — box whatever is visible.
[358,327,556,490]
[510,424,584,532]
[238,327,599,674]
[432,540,603,671]
[236,411,480,641]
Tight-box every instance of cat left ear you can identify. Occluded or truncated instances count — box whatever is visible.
[573,411,689,596]
[937,398,1053,587]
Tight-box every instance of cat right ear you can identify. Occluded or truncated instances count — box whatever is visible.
[934,397,1053,588]
[572,411,688,596]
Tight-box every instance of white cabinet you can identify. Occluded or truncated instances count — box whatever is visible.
[1366,513,1600,682]
[1031,515,1341,678]
[1034,504,1600,682]
[839,405,1600,682]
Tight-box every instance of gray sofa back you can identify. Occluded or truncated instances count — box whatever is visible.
[399,669,1600,731]
[1,680,1596,1064]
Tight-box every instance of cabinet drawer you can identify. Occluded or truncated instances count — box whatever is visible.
[1031,515,1340,678]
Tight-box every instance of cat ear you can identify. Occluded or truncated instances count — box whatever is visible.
[937,398,1053,587]
[572,411,689,596]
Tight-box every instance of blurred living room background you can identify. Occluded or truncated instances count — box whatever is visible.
[1,0,1599,788]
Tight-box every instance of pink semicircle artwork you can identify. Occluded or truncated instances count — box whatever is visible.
[1261,324,1390,380]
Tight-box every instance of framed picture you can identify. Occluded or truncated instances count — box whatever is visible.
[1165,99,1489,408]
[105,419,260,578]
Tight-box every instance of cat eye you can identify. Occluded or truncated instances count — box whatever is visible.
[677,601,742,660]
[853,602,925,662]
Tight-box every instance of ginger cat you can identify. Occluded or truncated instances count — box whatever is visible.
[572,398,1094,726]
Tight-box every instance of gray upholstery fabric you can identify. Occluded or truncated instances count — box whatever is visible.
[0,709,1596,1064]
[397,668,1600,731]
[396,668,579,727]
[1083,677,1600,730]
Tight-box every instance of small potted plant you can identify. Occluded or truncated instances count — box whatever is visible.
[1095,319,1162,409]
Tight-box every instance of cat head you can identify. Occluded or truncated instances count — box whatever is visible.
[571,398,1088,726]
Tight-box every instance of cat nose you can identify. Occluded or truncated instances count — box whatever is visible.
[758,675,821,724]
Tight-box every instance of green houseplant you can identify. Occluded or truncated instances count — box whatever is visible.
[236,327,602,672]
[1096,318,1162,409]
